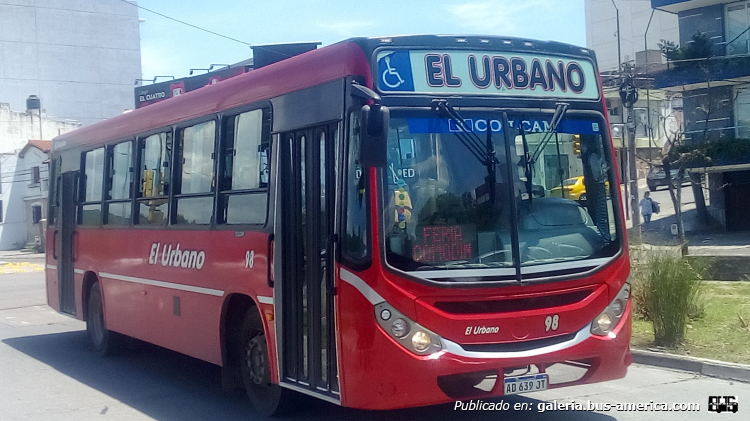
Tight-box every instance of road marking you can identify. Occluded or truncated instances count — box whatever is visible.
[0,262,45,275]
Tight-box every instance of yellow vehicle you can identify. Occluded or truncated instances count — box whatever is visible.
[550,176,609,202]
[562,176,587,201]
[549,175,586,201]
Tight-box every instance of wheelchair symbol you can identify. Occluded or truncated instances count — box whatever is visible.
[382,56,405,89]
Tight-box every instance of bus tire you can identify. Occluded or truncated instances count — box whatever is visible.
[240,309,290,416]
[86,282,120,356]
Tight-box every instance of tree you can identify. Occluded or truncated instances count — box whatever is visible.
[658,32,713,70]
[654,32,739,255]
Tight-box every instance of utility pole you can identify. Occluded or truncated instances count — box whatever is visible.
[609,0,629,219]
[620,73,640,230]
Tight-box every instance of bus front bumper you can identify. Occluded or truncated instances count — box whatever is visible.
[340,302,631,410]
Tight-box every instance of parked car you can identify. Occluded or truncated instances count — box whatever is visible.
[647,165,690,191]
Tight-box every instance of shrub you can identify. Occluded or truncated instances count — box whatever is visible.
[633,256,707,347]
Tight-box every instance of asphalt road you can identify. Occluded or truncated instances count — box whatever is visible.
[1,268,748,420]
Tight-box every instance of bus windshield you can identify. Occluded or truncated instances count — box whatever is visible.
[381,109,620,275]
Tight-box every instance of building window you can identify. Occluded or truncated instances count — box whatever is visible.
[736,86,750,139]
[0,200,3,223]
[32,205,42,224]
[726,2,750,56]
[32,166,41,184]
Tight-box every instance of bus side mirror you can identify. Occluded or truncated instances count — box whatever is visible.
[360,104,389,168]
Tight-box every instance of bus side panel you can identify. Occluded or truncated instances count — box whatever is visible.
[336,277,441,409]
[45,231,60,312]
[45,224,58,311]
[73,228,270,366]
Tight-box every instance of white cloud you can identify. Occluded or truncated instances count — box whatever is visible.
[446,0,554,33]
[317,19,376,38]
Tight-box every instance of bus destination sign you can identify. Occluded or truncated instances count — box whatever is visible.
[376,50,599,100]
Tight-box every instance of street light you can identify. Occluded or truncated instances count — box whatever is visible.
[610,0,622,73]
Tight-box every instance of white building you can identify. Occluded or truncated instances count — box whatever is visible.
[585,0,679,72]
[0,0,142,126]
[585,0,685,178]
[0,104,79,250]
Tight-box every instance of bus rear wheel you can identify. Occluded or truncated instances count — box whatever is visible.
[86,282,120,356]
[240,310,290,416]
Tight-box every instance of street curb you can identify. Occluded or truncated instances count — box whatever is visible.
[632,349,750,383]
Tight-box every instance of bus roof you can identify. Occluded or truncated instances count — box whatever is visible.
[344,34,597,62]
[52,40,371,153]
[52,34,599,153]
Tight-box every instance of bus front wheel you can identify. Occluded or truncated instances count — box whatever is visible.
[86,282,120,356]
[240,309,290,416]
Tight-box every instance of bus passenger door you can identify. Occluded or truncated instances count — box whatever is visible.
[279,123,339,399]
[57,171,77,315]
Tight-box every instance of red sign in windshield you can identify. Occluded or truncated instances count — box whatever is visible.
[413,225,472,264]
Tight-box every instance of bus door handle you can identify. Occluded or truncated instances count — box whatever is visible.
[71,231,78,262]
[267,233,275,288]
[52,230,58,260]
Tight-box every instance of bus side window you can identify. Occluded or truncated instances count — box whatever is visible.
[104,140,133,225]
[174,120,216,225]
[47,157,61,226]
[219,108,270,225]
[79,148,105,226]
[136,132,171,225]
[342,111,369,264]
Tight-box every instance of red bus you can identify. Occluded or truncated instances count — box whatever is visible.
[46,35,631,414]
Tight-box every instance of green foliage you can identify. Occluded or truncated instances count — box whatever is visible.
[658,32,713,69]
[673,138,750,166]
[632,256,708,347]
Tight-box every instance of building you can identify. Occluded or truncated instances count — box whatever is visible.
[651,0,750,231]
[0,104,79,250]
[585,0,682,179]
[585,0,679,73]
[0,0,142,126]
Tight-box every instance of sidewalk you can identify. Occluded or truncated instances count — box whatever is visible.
[619,179,750,379]
[631,350,750,383]
[0,249,45,263]
[623,178,750,256]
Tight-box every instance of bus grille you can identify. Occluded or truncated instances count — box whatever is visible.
[458,332,577,353]
[434,289,592,315]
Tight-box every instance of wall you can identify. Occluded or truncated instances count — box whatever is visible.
[0,0,142,126]
[585,0,680,72]
[677,4,725,52]
[682,85,735,142]
[0,103,80,152]
[0,154,29,250]
[20,147,48,247]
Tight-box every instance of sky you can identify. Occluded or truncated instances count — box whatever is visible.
[134,0,587,80]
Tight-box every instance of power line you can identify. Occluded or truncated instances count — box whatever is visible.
[117,0,252,46]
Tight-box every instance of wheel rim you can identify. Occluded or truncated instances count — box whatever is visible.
[244,336,267,386]
[88,289,105,347]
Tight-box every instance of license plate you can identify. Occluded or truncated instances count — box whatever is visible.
[503,373,548,395]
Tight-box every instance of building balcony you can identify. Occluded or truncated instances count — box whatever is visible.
[652,0,731,14]
[653,55,750,91]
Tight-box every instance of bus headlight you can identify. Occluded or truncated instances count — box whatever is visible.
[375,302,443,355]
[595,313,612,331]
[391,318,410,338]
[412,331,431,351]
[591,282,630,336]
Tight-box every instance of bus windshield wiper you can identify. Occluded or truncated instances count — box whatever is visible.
[432,100,499,202]
[431,99,497,167]
[527,102,569,166]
